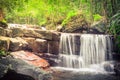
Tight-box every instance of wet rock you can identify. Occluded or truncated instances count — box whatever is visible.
[51,68,119,80]
[89,21,106,34]
[51,31,60,41]
[48,41,59,55]
[0,63,9,78]
[38,53,59,66]
[0,56,52,80]
[0,36,10,51]
[114,62,120,76]
[9,37,28,51]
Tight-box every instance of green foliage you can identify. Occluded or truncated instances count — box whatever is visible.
[1,0,120,29]
[62,11,77,26]
[109,12,120,53]
[3,0,92,29]
[109,12,120,36]
[93,14,102,21]
[0,50,9,57]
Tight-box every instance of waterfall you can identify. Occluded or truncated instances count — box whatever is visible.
[59,33,113,69]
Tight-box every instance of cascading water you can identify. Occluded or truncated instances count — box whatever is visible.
[59,33,113,69]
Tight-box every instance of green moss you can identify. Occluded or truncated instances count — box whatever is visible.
[0,50,9,57]
[62,11,77,26]
[93,14,102,21]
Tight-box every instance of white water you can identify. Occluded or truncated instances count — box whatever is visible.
[59,33,113,69]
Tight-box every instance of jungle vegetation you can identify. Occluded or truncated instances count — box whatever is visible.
[0,0,120,29]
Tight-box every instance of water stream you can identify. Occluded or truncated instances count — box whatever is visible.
[51,33,120,80]
[59,33,113,69]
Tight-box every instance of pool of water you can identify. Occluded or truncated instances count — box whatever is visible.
[51,67,120,80]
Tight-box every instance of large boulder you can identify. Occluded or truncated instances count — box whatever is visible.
[10,51,50,68]
[89,21,106,34]
[62,13,89,33]
[0,55,52,80]
[0,63,9,78]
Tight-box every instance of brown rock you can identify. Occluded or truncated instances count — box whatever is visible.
[34,39,48,53]
[0,27,6,36]
[0,36,10,51]
[51,31,60,41]
[34,29,52,40]
[23,29,42,38]
[10,51,50,68]
[23,38,36,51]
[23,38,48,53]
[11,28,24,37]
[48,41,59,55]
[5,29,12,37]
[9,37,28,51]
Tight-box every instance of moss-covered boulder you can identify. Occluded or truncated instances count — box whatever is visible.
[0,21,8,29]
[0,36,10,51]
[62,13,89,33]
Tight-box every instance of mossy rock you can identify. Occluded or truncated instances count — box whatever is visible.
[0,36,10,51]
[62,14,89,33]
[0,21,8,29]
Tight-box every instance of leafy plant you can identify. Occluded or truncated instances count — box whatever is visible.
[0,50,9,57]
[109,12,120,36]
[109,12,120,53]
[62,11,77,26]
[93,14,102,21]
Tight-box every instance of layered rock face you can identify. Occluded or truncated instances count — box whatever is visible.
[0,25,61,80]
[0,26,60,54]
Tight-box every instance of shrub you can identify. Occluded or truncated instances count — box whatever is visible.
[93,14,102,21]
[109,12,120,53]
[0,50,9,57]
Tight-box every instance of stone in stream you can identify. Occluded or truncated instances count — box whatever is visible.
[0,55,52,80]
